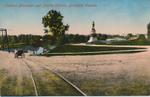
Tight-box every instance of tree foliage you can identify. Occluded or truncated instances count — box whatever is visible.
[42,10,69,45]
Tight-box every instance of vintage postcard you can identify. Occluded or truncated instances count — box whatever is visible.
[0,0,150,96]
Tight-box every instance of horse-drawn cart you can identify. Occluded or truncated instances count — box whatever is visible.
[15,49,25,58]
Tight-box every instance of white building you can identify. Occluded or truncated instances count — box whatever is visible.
[35,47,44,55]
[106,37,127,44]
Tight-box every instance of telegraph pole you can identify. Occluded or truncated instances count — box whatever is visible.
[0,28,10,52]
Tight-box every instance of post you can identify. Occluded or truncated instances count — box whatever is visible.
[1,30,4,50]
[0,28,10,52]
[5,29,10,52]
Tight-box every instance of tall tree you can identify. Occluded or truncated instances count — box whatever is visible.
[42,10,69,46]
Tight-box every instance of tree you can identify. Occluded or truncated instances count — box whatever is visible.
[138,34,146,41]
[127,33,134,39]
[42,10,69,46]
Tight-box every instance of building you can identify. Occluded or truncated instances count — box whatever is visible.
[147,22,150,40]
[35,47,44,55]
[105,37,127,44]
[128,35,139,41]
[87,21,98,43]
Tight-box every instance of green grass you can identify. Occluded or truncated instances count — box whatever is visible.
[42,50,145,56]
[67,73,150,96]
[108,40,150,45]
[0,68,36,96]
[0,70,82,96]
[33,70,82,96]
[1,76,35,96]
[49,45,145,53]
[0,43,26,50]
[39,45,146,56]
[78,80,150,96]
[0,69,7,78]
[1,76,18,96]
[21,76,37,96]
[0,69,8,91]
[9,43,26,49]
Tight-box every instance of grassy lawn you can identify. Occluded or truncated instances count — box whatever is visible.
[33,69,82,96]
[78,79,150,96]
[9,43,26,49]
[40,45,146,56]
[0,69,82,96]
[66,72,150,96]
[112,40,150,45]
[0,68,40,96]
[43,50,145,56]
[1,76,36,96]
[49,45,145,53]
[0,43,26,50]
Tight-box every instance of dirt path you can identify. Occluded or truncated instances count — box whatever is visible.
[21,59,38,96]
[24,58,87,96]
[26,46,150,95]
[0,51,83,96]
[0,45,150,95]
[28,46,150,81]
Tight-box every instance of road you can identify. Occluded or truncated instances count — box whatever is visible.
[0,51,83,96]
[0,45,150,95]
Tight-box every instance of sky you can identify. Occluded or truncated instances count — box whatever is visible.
[0,0,150,35]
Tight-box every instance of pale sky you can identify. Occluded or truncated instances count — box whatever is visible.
[0,0,150,35]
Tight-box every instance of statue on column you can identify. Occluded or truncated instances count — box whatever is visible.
[87,21,98,43]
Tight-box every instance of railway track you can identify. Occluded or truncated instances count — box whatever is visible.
[24,58,87,96]
[21,60,39,96]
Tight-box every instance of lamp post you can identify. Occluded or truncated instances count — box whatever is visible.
[147,23,150,40]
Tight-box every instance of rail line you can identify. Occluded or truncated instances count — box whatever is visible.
[21,59,38,96]
[25,58,87,96]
